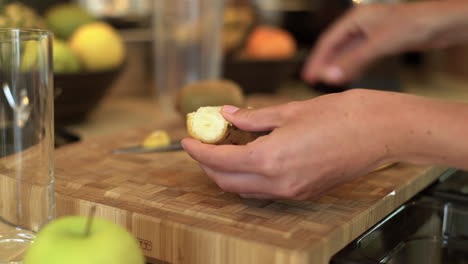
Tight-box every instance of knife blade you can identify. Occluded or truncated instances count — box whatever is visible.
[112,141,184,154]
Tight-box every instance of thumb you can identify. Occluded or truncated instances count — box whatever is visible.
[222,105,284,132]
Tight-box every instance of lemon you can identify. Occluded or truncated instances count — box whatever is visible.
[142,130,171,149]
[69,22,125,72]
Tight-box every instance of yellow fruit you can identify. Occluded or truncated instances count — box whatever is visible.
[187,106,266,145]
[142,130,171,149]
[69,22,125,71]
[187,107,229,144]
[0,2,47,29]
[223,5,256,54]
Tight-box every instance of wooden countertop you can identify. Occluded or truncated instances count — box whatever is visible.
[65,67,468,140]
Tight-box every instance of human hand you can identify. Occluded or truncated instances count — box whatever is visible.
[302,1,468,85]
[182,89,402,200]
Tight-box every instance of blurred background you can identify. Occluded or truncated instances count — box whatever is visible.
[3,0,468,132]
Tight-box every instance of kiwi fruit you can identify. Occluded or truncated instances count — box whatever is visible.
[176,80,246,116]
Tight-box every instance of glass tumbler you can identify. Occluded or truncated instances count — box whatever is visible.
[0,29,54,263]
[153,0,225,113]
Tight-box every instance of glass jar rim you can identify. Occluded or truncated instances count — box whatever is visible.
[0,28,52,41]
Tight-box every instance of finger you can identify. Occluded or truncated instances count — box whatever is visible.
[182,138,260,173]
[326,36,383,84]
[302,31,356,84]
[302,10,360,83]
[200,165,272,194]
[306,31,366,85]
[238,193,278,200]
[222,105,285,132]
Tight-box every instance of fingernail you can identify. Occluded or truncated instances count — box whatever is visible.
[180,139,188,150]
[180,142,186,150]
[325,66,343,81]
[223,105,239,114]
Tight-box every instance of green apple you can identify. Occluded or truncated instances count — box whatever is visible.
[23,216,145,264]
[45,3,96,40]
[53,38,82,74]
[20,40,39,72]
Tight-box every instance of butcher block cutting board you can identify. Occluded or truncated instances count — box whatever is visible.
[54,123,448,264]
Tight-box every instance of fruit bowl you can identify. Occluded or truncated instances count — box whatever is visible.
[223,52,306,94]
[54,66,123,125]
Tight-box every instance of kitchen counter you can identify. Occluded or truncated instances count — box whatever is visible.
[64,66,468,140]
[63,85,321,140]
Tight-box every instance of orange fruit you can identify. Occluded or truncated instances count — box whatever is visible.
[244,26,297,59]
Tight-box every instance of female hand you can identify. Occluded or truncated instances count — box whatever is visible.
[183,88,468,200]
[182,89,407,200]
[303,0,468,85]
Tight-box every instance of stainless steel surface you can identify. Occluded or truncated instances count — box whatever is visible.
[76,0,152,21]
[112,141,184,154]
[426,169,468,205]
[332,198,468,264]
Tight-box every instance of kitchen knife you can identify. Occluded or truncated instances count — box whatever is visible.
[373,163,397,172]
[112,141,184,154]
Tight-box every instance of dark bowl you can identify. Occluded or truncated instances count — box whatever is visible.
[54,67,123,125]
[223,52,306,94]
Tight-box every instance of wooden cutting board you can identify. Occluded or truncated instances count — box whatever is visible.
[54,123,448,264]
